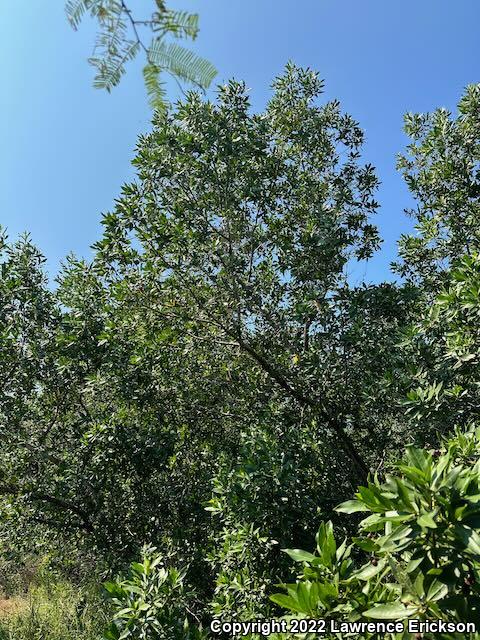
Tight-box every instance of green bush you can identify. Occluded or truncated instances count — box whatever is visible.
[271,426,480,638]
[102,546,207,640]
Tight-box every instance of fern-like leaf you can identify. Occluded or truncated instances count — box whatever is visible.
[65,0,90,29]
[66,0,216,106]
[148,40,216,89]
[143,64,168,112]
[90,39,139,91]
[156,10,199,39]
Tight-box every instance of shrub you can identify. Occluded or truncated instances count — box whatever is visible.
[271,426,480,638]
[103,546,207,639]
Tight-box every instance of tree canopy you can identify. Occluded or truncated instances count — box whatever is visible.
[2,66,480,639]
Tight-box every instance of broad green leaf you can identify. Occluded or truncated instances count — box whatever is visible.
[336,499,370,514]
[455,524,480,556]
[417,512,437,529]
[350,557,386,581]
[426,579,448,602]
[405,445,429,473]
[283,548,316,563]
[269,593,304,613]
[363,602,419,620]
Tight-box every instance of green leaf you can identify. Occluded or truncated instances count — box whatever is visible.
[406,554,424,573]
[269,593,304,613]
[316,521,336,567]
[352,537,378,552]
[336,499,370,514]
[103,623,121,640]
[417,512,437,529]
[65,0,88,30]
[162,10,199,39]
[148,40,217,89]
[143,64,168,112]
[426,579,448,602]
[455,524,480,556]
[377,525,413,552]
[350,558,386,581]
[283,548,316,563]
[405,445,430,472]
[363,602,419,620]
[394,478,415,511]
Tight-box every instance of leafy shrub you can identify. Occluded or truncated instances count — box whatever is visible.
[204,424,336,621]
[207,522,276,621]
[402,253,480,437]
[271,426,480,637]
[103,546,207,639]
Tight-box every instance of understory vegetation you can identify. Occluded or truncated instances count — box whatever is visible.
[2,65,480,638]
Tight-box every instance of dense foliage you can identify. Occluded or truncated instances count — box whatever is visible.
[1,67,480,638]
[395,84,480,289]
[272,426,480,639]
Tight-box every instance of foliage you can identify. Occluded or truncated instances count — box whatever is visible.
[65,0,216,110]
[93,62,384,480]
[102,546,206,640]
[4,67,480,639]
[271,425,480,638]
[395,83,480,290]
[207,522,277,621]
[401,253,480,441]
[0,230,69,555]
[203,420,356,620]
[0,66,399,563]
[0,572,106,640]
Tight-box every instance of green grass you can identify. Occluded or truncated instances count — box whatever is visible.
[0,574,108,640]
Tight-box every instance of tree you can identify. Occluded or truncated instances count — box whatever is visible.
[395,84,480,291]
[65,0,217,110]
[401,253,480,441]
[0,65,396,562]
[93,63,382,480]
[3,59,480,637]
[0,67,427,629]
[390,84,480,443]
[0,231,80,550]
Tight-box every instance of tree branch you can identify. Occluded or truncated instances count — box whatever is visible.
[0,483,94,533]
[30,493,94,533]
[233,334,369,479]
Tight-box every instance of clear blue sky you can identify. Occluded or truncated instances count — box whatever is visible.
[1,1,479,282]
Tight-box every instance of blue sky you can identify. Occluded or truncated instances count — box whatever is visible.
[1,1,479,282]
